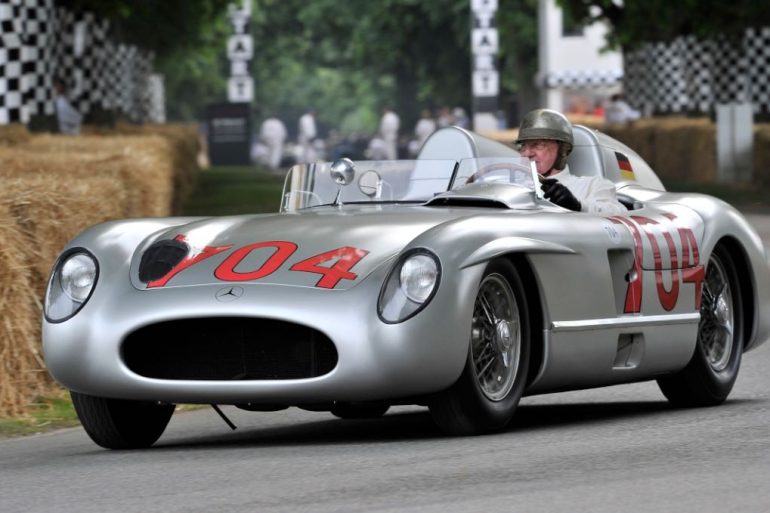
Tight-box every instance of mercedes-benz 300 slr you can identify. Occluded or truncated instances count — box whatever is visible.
[43,126,770,448]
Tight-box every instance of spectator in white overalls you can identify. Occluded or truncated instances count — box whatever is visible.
[297,109,317,163]
[259,114,287,170]
[379,107,400,160]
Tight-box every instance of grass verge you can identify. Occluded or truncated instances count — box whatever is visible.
[180,165,285,216]
[0,390,80,439]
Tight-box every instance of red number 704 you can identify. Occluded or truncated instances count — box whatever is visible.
[147,235,369,289]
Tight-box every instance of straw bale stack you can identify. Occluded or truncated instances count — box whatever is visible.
[19,135,176,217]
[0,173,129,294]
[0,123,31,146]
[85,122,201,212]
[604,117,717,183]
[753,124,770,187]
[0,125,200,417]
[0,207,45,416]
[0,173,131,416]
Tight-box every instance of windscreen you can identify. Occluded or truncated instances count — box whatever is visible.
[280,157,539,212]
[281,160,457,212]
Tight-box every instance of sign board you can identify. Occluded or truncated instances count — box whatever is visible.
[473,70,499,97]
[206,103,252,166]
[228,76,253,103]
[471,0,498,129]
[227,34,253,60]
[471,0,498,11]
[472,29,498,54]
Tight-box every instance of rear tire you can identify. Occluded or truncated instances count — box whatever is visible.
[657,244,743,406]
[71,391,175,449]
[429,259,531,435]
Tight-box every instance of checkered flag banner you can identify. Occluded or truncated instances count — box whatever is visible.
[538,69,623,89]
[0,0,162,126]
[624,28,769,117]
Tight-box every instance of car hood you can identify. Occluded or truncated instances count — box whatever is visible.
[131,206,471,291]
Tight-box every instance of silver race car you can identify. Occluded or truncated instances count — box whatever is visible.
[43,126,770,448]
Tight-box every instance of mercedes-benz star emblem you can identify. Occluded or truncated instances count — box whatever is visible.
[215,286,244,302]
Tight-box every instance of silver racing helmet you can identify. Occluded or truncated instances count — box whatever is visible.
[516,109,574,170]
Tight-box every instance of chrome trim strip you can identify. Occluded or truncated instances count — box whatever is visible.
[551,312,700,332]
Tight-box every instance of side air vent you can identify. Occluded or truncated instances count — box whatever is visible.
[138,238,189,283]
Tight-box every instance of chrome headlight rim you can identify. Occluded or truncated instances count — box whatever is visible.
[378,248,442,324]
[44,248,99,324]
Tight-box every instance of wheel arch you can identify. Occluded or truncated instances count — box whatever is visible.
[715,236,755,353]
[500,252,545,388]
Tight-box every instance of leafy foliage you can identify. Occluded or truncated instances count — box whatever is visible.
[251,0,474,134]
[557,0,770,50]
[59,0,543,128]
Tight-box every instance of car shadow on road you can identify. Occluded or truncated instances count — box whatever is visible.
[150,398,758,451]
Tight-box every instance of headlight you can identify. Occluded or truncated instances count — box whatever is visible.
[45,250,99,322]
[378,249,441,323]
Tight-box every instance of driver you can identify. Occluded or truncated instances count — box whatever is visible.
[517,109,627,215]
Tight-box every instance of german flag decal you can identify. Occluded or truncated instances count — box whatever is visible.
[615,152,635,181]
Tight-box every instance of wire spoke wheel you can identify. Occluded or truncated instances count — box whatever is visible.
[429,259,531,436]
[657,244,743,407]
[699,262,734,372]
[471,274,521,401]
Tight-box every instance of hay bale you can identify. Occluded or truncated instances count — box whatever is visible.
[0,128,201,417]
[603,117,716,183]
[0,174,129,294]
[0,174,130,417]
[753,124,770,187]
[652,117,716,183]
[0,208,49,417]
[0,123,31,146]
[15,134,176,217]
[83,122,202,213]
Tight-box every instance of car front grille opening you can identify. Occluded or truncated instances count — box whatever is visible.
[122,317,338,381]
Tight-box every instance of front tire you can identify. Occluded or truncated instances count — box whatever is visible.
[71,391,175,449]
[429,259,531,435]
[657,244,744,406]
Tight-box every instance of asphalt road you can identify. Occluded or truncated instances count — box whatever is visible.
[2,216,769,513]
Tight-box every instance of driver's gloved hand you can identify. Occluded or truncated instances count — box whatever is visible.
[540,178,582,212]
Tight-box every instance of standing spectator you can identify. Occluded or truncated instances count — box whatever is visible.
[379,106,400,160]
[259,114,287,170]
[53,77,81,135]
[436,106,453,128]
[605,93,641,125]
[298,109,317,163]
[452,107,469,129]
[410,108,436,155]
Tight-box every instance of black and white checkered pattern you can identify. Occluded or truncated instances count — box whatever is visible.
[540,69,622,89]
[0,0,160,126]
[624,28,770,116]
[745,27,770,115]
[0,1,28,123]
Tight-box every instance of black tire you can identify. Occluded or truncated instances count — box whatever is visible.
[71,391,175,449]
[330,402,390,419]
[429,258,531,435]
[657,244,744,406]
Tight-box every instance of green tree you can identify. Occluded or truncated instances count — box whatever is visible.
[497,0,540,122]
[558,0,770,50]
[251,0,474,133]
